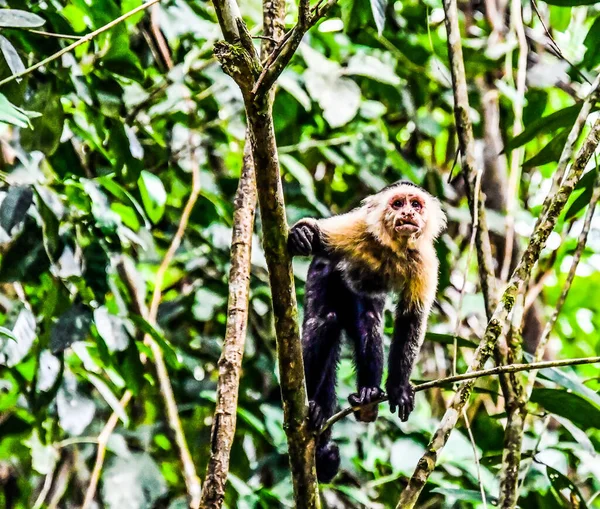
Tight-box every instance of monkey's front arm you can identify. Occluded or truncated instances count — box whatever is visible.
[288,219,324,257]
[386,305,426,422]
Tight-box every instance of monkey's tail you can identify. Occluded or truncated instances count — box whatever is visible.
[316,440,340,483]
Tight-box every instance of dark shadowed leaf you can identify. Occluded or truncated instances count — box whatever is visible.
[0,186,33,235]
[0,9,45,28]
[522,130,569,169]
[505,105,583,151]
[546,465,589,509]
[21,84,65,156]
[425,332,477,348]
[530,388,600,430]
[50,304,93,353]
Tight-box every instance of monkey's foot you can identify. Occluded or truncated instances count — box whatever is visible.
[348,387,384,422]
[387,383,415,422]
[308,401,325,431]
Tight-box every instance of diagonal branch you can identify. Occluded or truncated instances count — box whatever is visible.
[396,116,600,509]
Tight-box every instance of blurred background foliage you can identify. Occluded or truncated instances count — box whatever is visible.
[0,0,599,507]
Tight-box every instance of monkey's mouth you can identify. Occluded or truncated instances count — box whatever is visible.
[394,218,419,234]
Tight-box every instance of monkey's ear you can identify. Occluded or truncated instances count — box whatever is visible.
[428,199,447,239]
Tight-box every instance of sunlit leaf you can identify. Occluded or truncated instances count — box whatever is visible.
[0,9,45,28]
[138,170,167,224]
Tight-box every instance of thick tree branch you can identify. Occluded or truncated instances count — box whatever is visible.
[211,0,321,506]
[321,356,600,433]
[200,141,256,509]
[443,0,497,316]
[396,116,600,509]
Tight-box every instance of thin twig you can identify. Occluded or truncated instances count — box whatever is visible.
[500,0,528,283]
[453,164,482,375]
[321,356,600,433]
[463,406,488,509]
[0,0,162,88]
[26,29,82,40]
[529,0,591,85]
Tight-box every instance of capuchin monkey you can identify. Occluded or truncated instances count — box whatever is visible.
[288,181,446,483]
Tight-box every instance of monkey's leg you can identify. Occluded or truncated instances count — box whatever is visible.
[301,257,343,482]
[386,304,426,422]
[345,295,385,422]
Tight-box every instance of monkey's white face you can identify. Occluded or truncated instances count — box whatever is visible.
[387,191,427,237]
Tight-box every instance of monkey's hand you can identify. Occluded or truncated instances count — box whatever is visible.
[307,400,325,432]
[348,387,384,422]
[387,383,415,422]
[288,219,320,257]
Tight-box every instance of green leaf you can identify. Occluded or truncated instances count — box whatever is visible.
[0,186,33,235]
[546,465,589,509]
[505,105,583,151]
[0,9,45,28]
[425,332,477,348]
[0,92,33,128]
[0,35,25,77]
[138,170,166,224]
[522,130,569,169]
[369,0,387,35]
[530,353,600,408]
[50,304,93,354]
[530,388,600,430]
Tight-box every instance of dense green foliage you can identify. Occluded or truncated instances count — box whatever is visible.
[0,0,599,508]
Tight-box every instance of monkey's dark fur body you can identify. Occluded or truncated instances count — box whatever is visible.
[289,181,446,482]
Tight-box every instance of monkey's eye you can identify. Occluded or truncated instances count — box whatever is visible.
[411,200,422,210]
[392,199,404,209]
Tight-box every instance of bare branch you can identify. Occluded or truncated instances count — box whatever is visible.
[200,141,256,509]
[321,356,600,433]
